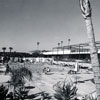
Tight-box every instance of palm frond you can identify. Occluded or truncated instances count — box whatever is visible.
[19,67,33,81]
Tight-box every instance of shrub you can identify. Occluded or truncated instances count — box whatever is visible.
[53,78,78,100]
[0,85,8,100]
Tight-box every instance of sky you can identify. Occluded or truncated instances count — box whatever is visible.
[0,0,100,52]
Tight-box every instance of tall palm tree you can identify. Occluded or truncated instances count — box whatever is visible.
[58,43,60,47]
[61,41,63,47]
[2,47,6,63]
[2,47,6,53]
[37,42,40,50]
[61,41,64,55]
[9,47,13,53]
[68,39,71,58]
[68,39,70,46]
[57,42,60,55]
[56,43,60,61]
[79,0,100,99]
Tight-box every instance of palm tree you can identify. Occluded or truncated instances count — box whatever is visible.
[79,0,100,99]
[58,43,60,46]
[9,47,13,61]
[37,42,40,50]
[61,41,64,55]
[61,41,63,47]
[58,42,60,51]
[2,47,6,63]
[68,39,71,59]
[2,47,6,53]
[9,47,13,53]
[6,66,32,99]
[68,39,70,46]
[56,43,60,61]
[57,42,60,55]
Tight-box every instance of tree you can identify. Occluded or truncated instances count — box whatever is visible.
[68,39,71,59]
[2,47,6,63]
[2,47,6,53]
[58,42,60,47]
[37,42,40,50]
[32,50,43,57]
[57,43,60,60]
[61,41,63,47]
[79,0,100,100]
[58,42,60,54]
[6,65,32,99]
[9,47,13,53]
[68,39,70,46]
[61,41,65,55]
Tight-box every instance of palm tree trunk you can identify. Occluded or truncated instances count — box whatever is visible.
[85,17,100,100]
[79,0,100,99]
